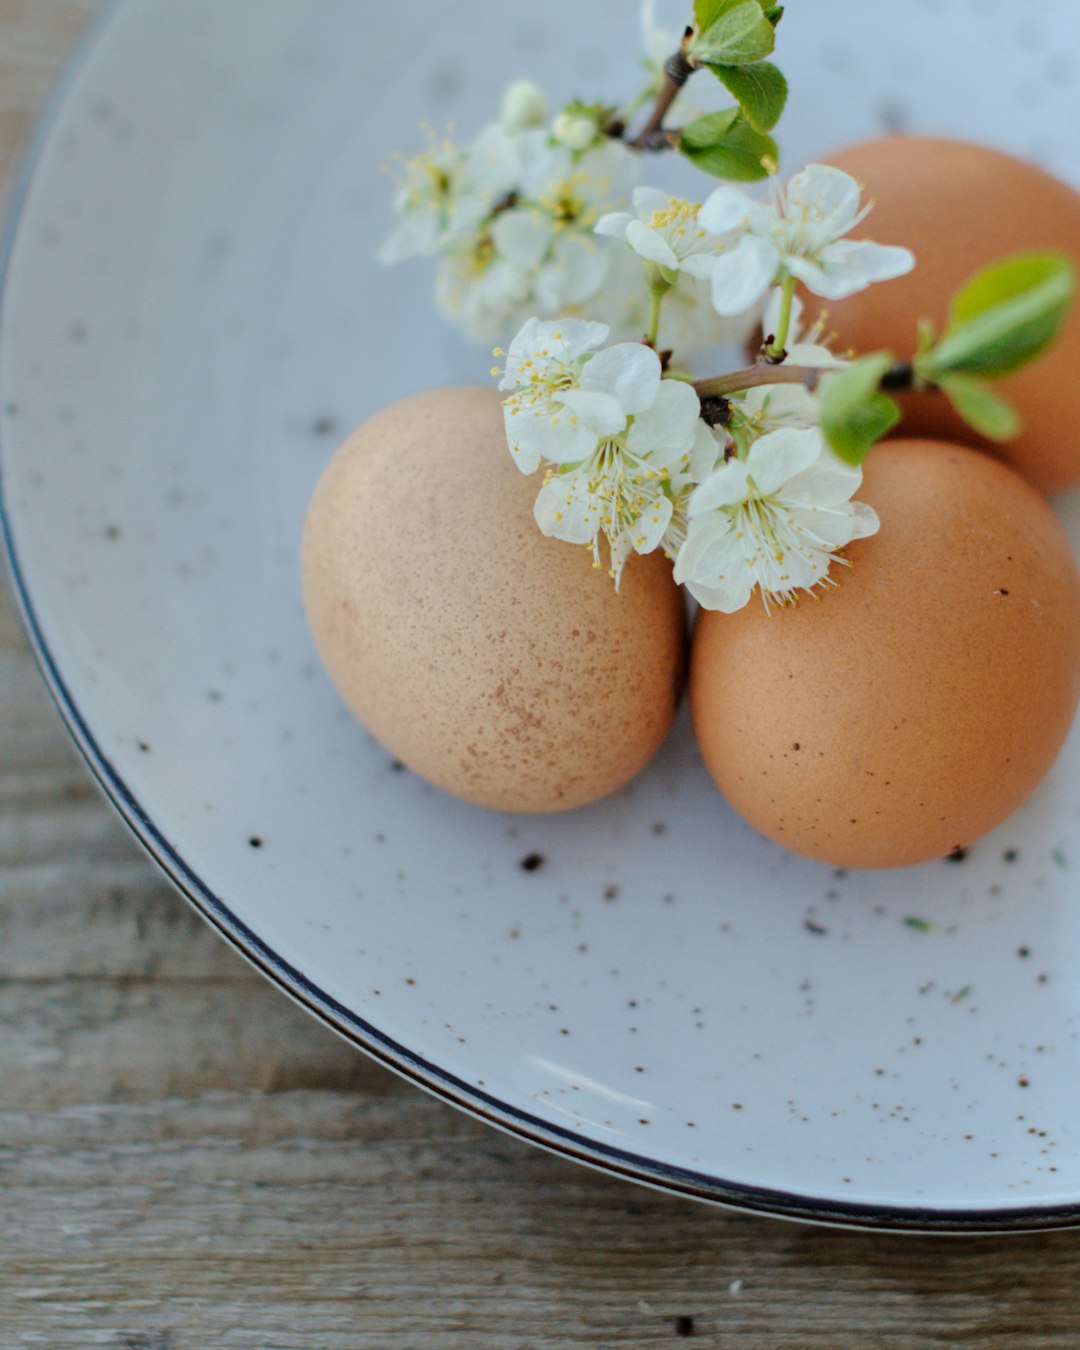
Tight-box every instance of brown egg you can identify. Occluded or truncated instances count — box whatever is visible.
[690,439,1080,869]
[301,386,686,812]
[819,136,1080,493]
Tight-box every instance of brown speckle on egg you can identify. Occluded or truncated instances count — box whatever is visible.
[690,440,1080,868]
[301,387,686,812]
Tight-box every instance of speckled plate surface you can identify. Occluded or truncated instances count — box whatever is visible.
[4,0,1080,1231]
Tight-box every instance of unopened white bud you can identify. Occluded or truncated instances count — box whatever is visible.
[499,80,548,133]
[552,112,599,152]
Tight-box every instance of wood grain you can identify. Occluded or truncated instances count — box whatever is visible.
[4,4,1080,1347]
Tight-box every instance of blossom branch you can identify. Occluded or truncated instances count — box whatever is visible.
[630,41,695,151]
[694,359,921,402]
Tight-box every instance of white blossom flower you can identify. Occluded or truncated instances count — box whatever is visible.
[516,135,639,313]
[673,426,879,612]
[435,134,640,339]
[377,124,519,265]
[498,319,706,583]
[699,165,915,316]
[499,318,617,472]
[435,230,535,342]
[533,367,705,584]
[596,187,732,284]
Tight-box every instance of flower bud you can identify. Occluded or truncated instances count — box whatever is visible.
[552,112,599,152]
[499,80,548,133]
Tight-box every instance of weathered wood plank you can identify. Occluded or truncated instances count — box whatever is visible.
[3,1092,1080,1349]
[0,980,395,1106]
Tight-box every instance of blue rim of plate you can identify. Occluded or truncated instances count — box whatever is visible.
[3,0,1080,1235]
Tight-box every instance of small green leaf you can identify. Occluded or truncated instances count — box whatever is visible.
[706,60,788,131]
[938,373,1022,442]
[762,3,784,23]
[924,251,1075,379]
[691,1,776,65]
[916,316,936,358]
[679,109,777,181]
[693,0,737,30]
[820,353,902,465]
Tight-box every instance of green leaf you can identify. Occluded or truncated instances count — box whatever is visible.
[924,251,1075,379]
[820,354,902,465]
[938,373,1023,441]
[706,61,788,131]
[915,316,936,358]
[693,0,736,30]
[695,0,782,38]
[691,1,776,65]
[679,109,778,181]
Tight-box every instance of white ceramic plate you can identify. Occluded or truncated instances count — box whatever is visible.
[5,0,1080,1231]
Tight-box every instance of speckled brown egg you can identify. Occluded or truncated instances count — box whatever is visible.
[301,386,686,812]
[690,439,1080,869]
[819,136,1080,493]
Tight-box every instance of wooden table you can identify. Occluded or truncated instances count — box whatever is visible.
[4,3,1080,1345]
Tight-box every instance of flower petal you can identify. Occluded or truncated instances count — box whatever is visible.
[710,235,779,316]
[631,492,673,555]
[785,164,864,238]
[746,427,823,497]
[678,252,721,281]
[782,451,863,507]
[850,501,880,540]
[631,184,673,220]
[699,185,756,236]
[502,317,610,382]
[625,220,680,269]
[376,210,441,264]
[503,401,598,472]
[579,342,662,412]
[674,517,754,611]
[554,389,628,439]
[595,211,633,239]
[684,575,756,613]
[688,420,725,480]
[492,209,553,270]
[789,239,914,300]
[538,233,608,308]
[626,378,701,459]
[688,459,750,514]
[534,469,601,544]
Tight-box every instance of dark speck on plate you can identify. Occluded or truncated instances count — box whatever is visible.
[520,852,544,872]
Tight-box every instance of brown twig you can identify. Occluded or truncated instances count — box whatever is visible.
[630,42,695,151]
[693,363,831,400]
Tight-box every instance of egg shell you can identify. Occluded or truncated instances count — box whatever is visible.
[301,386,686,813]
[690,439,1080,869]
[819,136,1080,493]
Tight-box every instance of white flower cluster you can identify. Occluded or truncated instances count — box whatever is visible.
[496,162,913,613]
[378,85,642,343]
[500,316,877,611]
[380,48,916,613]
